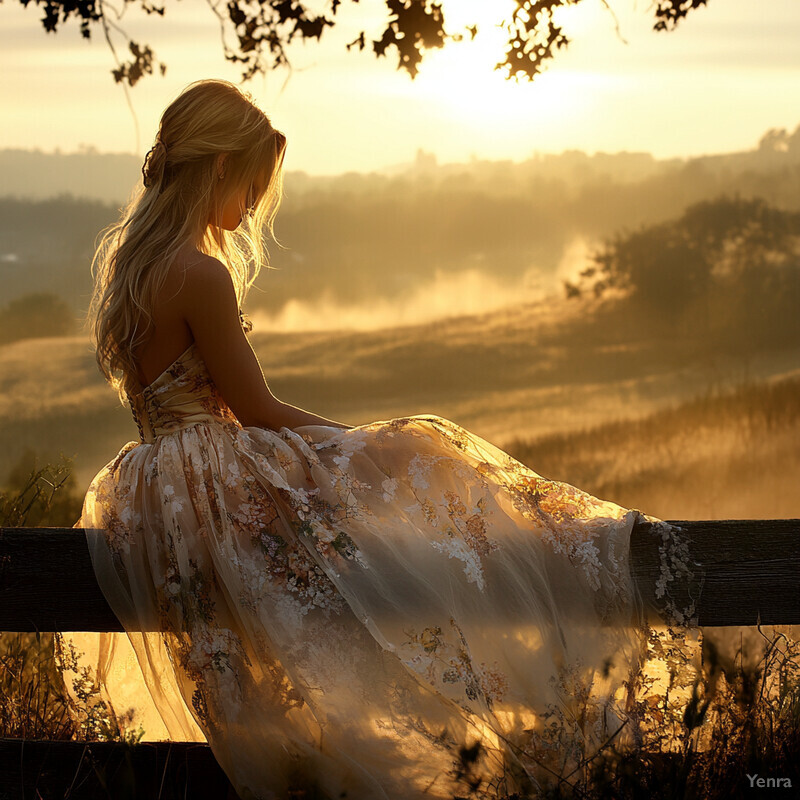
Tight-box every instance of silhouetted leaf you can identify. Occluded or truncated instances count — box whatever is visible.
[15,0,716,86]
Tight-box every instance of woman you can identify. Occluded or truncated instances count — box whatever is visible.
[56,79,693,800]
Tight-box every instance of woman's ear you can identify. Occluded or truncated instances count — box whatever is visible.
[216,153,228,181]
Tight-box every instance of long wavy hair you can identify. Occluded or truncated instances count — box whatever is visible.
[87,78,287,403]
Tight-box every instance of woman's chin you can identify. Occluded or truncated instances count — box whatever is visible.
[210,219,242,232]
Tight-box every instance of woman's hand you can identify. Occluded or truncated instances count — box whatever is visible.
[266,404,353,431]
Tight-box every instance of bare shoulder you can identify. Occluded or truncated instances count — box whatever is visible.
[174,254,240,343]
[175,252,234,297]
[171,253,239,329]
[168,250,279,428]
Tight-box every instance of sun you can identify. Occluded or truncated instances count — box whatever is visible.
[375,0,618,153]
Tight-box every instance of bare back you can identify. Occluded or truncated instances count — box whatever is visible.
[128,253,195,395]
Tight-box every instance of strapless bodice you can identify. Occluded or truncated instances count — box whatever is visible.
[127,342,241,443]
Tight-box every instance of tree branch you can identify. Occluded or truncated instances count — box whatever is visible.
[13,0,715,86]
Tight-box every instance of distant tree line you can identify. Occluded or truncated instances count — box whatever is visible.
[565,195,800,352]
[0,293,77,345]
[2,149,800,336]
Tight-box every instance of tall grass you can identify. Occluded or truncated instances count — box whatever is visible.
[0,456,142,745]
[581,625,800,799]
[0,452,81,528]
[504,373,800,520]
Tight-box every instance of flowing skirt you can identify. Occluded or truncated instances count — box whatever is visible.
[56,415,690,799]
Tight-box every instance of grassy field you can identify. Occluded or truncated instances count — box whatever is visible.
[505,371,800,520]
[1,291,799,523]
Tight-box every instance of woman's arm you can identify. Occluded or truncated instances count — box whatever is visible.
[263,401,352,431]
[180,255,352,431]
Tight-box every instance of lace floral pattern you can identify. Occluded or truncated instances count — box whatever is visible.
[58,342,686,799]
[401,617,509,712]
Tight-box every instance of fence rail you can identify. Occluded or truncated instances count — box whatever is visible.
[1,519,799,631]
[0,738,234,799]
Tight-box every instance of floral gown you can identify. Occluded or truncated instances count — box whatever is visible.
[55,341,694,800]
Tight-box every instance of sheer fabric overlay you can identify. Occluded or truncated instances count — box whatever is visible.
[56,343,695,799]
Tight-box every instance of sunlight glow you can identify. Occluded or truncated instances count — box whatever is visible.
[368,0,629,157]
[1,0,799,170]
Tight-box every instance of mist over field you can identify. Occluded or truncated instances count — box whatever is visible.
[1,128,799,521]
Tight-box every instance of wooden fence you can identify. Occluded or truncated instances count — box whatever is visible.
[1,519,798,798]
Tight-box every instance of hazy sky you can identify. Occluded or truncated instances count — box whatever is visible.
[2,0,800,175]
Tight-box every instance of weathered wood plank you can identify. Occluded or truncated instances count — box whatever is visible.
[1,521,798,631]
[629,519,800,626]
[0,528,116,633]
[0,737,237,799]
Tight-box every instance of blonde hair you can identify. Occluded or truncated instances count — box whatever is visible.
[87,78,287,403]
